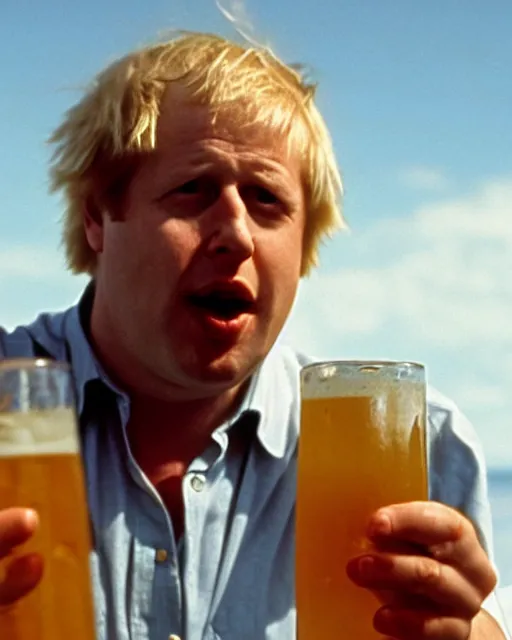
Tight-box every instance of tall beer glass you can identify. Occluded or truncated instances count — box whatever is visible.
[296,361,428,639]
[0,359,95,639]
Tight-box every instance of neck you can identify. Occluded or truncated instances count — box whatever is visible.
[131,383,246,437]
[127,382,248,467]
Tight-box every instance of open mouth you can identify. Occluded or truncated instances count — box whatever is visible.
[187,291,255,321]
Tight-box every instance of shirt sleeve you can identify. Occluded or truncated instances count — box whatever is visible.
[0,327,7,357]
[0,326,37,360]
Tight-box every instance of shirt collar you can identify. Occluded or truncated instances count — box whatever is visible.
[234,345,298,460]
[22,281,107,417]
[63,282,125,416]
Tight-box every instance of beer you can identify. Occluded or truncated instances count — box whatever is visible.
[296,363,428,639]
[0,362,95,640]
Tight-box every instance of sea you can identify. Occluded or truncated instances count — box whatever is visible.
[489,468,512,587]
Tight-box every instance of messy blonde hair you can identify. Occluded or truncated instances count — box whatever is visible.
[49,32,344,276]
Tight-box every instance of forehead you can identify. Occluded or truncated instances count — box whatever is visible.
[154,86,302,168]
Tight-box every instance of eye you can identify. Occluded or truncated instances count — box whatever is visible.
[157,176,219,214]
[256,187,279,205]
[174,179,201,195]
[243,185,281,206]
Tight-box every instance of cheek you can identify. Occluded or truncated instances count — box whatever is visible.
[257,238,302,313]
[274,226,304,280]
[106,219,196,282]
[160,221,200,265]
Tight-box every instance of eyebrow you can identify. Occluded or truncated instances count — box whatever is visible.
[148,143,301,193]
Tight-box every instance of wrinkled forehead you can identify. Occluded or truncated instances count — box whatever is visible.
[156,83,308,162]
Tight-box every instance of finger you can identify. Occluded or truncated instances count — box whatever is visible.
[368,502,497,595]
[374,605,471,640]
[371,536,427,557]
[371,588,429,608]
[0,509,39,558]
[368,502,472,547]
[346,552,482,618]
[0,553,44,605]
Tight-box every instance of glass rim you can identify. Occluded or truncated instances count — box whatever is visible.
[0,358,70,372]
[302,359,424,373]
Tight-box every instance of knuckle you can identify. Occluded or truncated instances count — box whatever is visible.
[430,539,456,562]
[468,592,485,618]
[483,566,498,594]
[446,508,467,542]
[415,557,442,587]
[427,503,468,541]
[457,513,475,540]
[426,616,470,640]
[420,503,440,526]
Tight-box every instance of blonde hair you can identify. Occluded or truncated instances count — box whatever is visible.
[49,32,344,276]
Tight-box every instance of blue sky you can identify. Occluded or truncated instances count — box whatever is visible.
[1,1,511,467]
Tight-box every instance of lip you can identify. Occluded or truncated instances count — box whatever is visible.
[182,278,257,341]
[186,279,256,306]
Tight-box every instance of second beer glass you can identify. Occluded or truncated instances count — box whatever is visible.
[0,359,95,639]
[296,361,428,639]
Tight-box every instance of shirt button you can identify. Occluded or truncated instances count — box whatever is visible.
[190,474,206,492]
[155,548,168,563]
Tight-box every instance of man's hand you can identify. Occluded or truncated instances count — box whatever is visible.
[346,501,503,639]
[0,508,43,606]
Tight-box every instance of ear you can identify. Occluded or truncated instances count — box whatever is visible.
[83,196,105,253]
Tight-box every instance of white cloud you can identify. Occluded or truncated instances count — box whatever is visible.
[416,179,512,241]
[0,245,88,330]
[282,176,512,466]
[0,246,66,281]
[399,166,449,191]
[285,176,512,351]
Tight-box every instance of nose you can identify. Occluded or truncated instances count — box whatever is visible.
[204,185,255,263]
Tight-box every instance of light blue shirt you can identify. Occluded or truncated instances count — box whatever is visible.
[0,286,508,638]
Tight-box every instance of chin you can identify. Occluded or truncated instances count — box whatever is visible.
[185,345,263,390]
[195,358,249,387]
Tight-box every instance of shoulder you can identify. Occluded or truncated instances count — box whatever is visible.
[0,309,72,360]
[426,384,485,472]
[258,344,317,402]
[425,385,493,553]
[264,344,314,378]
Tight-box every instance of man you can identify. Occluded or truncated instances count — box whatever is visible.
[0,32,507,639]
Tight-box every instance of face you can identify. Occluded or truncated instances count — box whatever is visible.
[85,90,306,400]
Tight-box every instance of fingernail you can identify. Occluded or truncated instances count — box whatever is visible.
[369,512,391,537]
[24,509,38,529]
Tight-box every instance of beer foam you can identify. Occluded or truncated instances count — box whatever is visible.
[0,408,79,457]
[302,363,424,400]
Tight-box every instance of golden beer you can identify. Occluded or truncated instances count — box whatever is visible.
[296,362,428,639]
[0,363,95,639]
